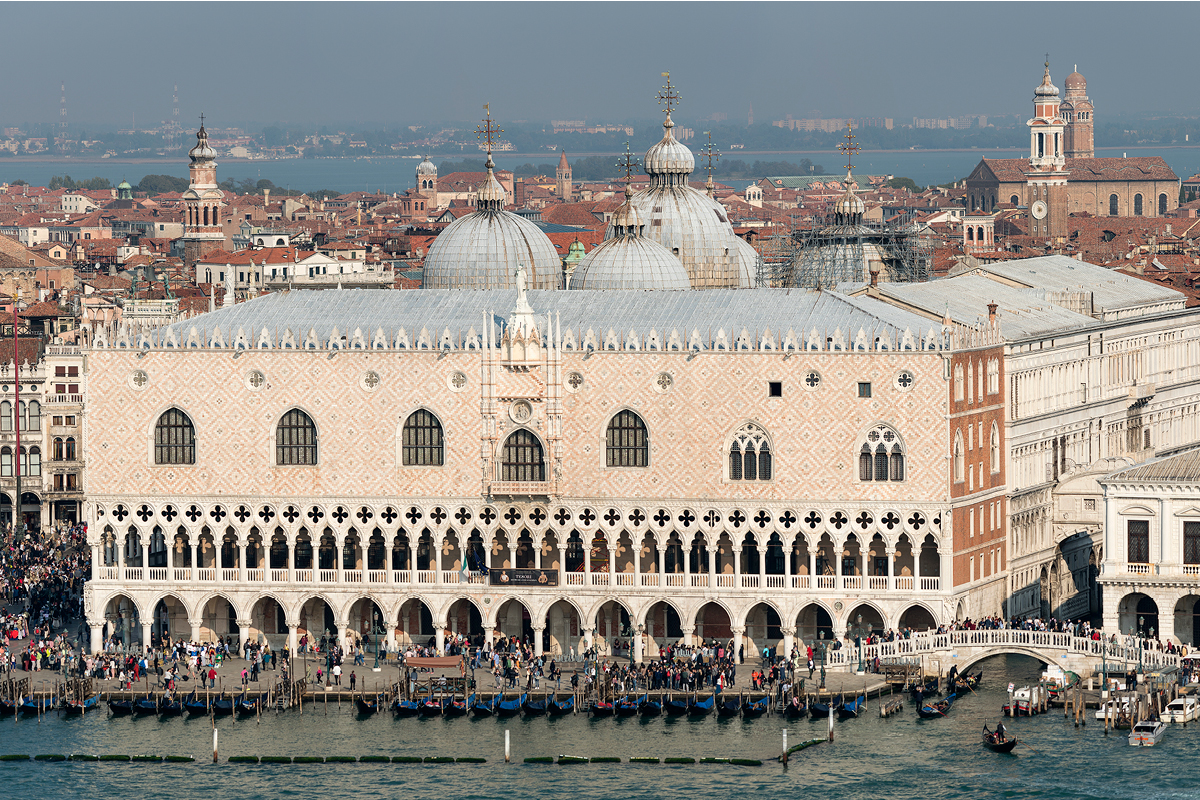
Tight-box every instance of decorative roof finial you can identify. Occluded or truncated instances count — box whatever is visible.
[699,131,720,198]
[476,104,503,171]
[837,122,862,183]
[657,71,680,130]
[617,141,640,199]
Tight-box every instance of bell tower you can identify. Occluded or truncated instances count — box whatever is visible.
[556,150,572,200]
[181,117,226,271]
[1060,67,1094,159]
[1024,60,1069,241]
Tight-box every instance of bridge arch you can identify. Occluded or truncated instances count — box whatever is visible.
[956,646,1056,674]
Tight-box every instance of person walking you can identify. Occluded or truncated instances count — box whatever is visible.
[333,663,342,686]
[349,670,356,691]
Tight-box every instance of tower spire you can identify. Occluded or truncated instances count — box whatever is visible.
[699,132,720,198]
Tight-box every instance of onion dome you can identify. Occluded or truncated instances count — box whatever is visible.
[416,155,437,176]
[644,112,695,182]
[1034,61,1059,99]
[117,179,131,190]
[189,125,216,162]
[731,235,761,289]
[834,184,866,222]
[475,154,508,211]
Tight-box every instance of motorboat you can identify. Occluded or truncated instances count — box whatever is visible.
[1129,718,1167,746]
[1001,685,1042,717]
[1095,697,1133,722]
[1164,696,1198,723]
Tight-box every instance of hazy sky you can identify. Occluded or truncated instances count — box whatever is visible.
[6,2,1197,130]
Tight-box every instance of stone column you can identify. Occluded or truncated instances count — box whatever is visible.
[758,546,767,584]
[583,538,592,583]
[336,533,346,584]
[189,541,199,581]
[435,626,445,655]
[141,621,153,652]
[708,546,717,582]
[91,544,100,581]
[887,539,895,589]
[237,618,251,653]
[734,541,742,582]
[731,626,746,664]
[238,538,248,583]
[581,627,594,653]
[634,538,642,584]
[808,550,817,584]
[534,535,542,570]
[140,537,149,572]
[682,625,695,647]
[532,625,545,658]
[288,624,299,657]
[286,535,295,583]
[482,625,494,650]
[781,626,796,662]
[337,617,352,656]
[189,617,202,643]
[657,546,667,588]
[784,540,792,587]
[633,625,644,664]
[89,622,104,654]
[608,540,616,581]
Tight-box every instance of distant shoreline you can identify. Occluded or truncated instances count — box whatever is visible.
[4,144,1198,165]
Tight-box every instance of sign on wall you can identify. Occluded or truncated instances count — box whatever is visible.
[488,569,558,587]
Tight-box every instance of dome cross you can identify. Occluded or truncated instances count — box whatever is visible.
[657,72,681,118]
[476,104,503,155]
[699,132,720,182]
[616,142,640,183]
[837,122,861,177]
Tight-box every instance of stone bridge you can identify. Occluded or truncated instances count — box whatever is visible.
[820,629,1179,677]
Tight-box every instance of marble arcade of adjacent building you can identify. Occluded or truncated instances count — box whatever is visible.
[83,287,972,660]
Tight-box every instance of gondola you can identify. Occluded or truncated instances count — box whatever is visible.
[664,696,689,716]
[418,696,445,717]
[444,697,468,717]
[917,692,956,720]
[638,694,662,717]
[838,695,865,720]
[589,700,615,717]
[0,697,16,715]
[809,700,840,719]
[393,699,420,717]
[20,696,55,714]
[210,696,235,716]
[64,693,101,715]
[910,679,940,703]
[354,694,381,715]
[982,724,1018,753]
[158,695,184,716]
[235,692,267,716]
[688,693,716,716]
[547,695,575,715]
[183,691,210,716]
[782,697,808,720]
[133,695,160,716]
[496,693,525,717]
[717,698,742,718]
[469,694,498,717]
[741,696,770,719]
[108,698,134,716]
[955,671,983,692]
[522,695,548,716]
[615,695,640,717]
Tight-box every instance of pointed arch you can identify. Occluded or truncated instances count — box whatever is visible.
[605,408,648,468]
[727,421,773,482]
[276,408,317,465]
[990,422,1000,473]
[858,423,905,483]
[499,429,544,482]
[953,429,965,482]
[400,408,444,466]
[154,407,196,465]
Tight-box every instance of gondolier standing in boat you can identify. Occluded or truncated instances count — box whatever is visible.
[995,721,1007,742]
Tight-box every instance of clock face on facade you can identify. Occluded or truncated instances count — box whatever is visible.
[1031,200,1048,220]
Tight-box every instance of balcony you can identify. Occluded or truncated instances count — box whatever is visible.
[488,481,552,498]
[91,565,948,595]
[1128,563,1152,575]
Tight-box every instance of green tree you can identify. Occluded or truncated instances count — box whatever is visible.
[137,174,190,194]
[888,177,919,192]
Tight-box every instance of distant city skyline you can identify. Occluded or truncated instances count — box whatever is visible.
[3,3,1198,130]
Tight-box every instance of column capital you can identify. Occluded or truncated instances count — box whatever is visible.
[780,626,797,636]
[236,618,252,628]
[730,625,746,635]
[531,624,546,632]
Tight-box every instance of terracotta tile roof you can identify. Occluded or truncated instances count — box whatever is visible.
[540,203,605,228]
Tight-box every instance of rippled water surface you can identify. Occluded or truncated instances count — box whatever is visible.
[1,656,1195,799]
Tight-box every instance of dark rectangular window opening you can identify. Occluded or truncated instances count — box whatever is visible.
[768,381,782,398]
[858,382,872,398]
[1128,520,1150,563]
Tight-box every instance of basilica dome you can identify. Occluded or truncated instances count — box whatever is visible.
[1064,71,1086,93]
[574,186,690,290]
[421,154,561,290]
[416,155,437,176]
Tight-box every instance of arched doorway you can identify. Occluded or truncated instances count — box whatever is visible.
[743,601,782,658]
[1117,592,1158,638]
[446,598,484,646]
[494,598,532,647]
[595,599,632,657]
[694,601,731,644]
[846,603,885,636]
[104,594,141,648]
[899,604,937,632]
[796,602,833,643]
[396,598,433,648]
[1173,595,1200,647]
[543,599,580,657]
[644,600,682,657]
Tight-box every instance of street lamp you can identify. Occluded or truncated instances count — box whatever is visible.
[847,614,867,674]
[817,630,827,690]
[1137,617,1145,675]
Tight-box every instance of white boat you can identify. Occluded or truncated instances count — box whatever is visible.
[1129,719,1167,746]
[1095,697,1133,721]
[1163,697,1198,723]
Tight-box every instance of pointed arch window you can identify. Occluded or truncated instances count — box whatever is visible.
[953,365,964,401]
[0,401,11,433]
[858,423,905,483]
[606,410,648,467]
[155,408,195,465]
[990,423,1001,473]
[728,422,772,481]
[276,408,317,465]
[500,429,544,482]
[953,430,965,482]
[401,409,444,466]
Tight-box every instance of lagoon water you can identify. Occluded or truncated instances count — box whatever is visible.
[2,146,1199,196]
[0,655,1195,799]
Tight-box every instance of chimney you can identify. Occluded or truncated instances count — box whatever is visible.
[987,302,998,323]
[868,264,880,288]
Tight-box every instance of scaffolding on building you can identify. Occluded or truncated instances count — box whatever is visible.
[757,209,932,289]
